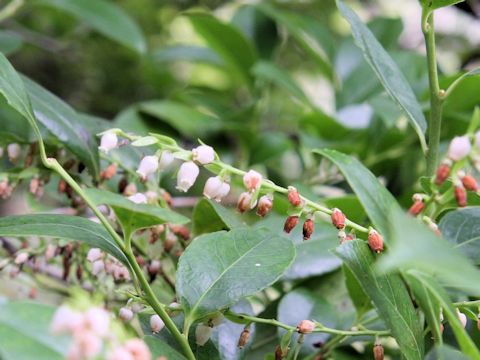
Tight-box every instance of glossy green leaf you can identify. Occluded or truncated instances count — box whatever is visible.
[0,301,69,360]
[439,208,480,264]
[186,13,257,84]
[379,210,480,294]
[335,240,423,360]
[252,61,310,105]
[257,3,335,80]
[0,214,127,264]
[405,270,480,359]
[192,199,243,236]
[23,76,100,178]
[314,148,400,237]
[420,0,465,10]
[84,188,189,238]
[336,0,427,151]
[283,234,342,280]
[36,0,146,53]
[177,227,295,322]
[277,288,337,355]
[138,100,222,138]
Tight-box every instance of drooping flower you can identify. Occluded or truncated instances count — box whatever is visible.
[119,307,134,322]
[256,195,273,217]
[448,136,471,161]
[237,191,256,213]
[124,339,151,360]
[176,161,199,192]
[136,155,159,179]
[283,216,299,234]
[7,143,21,162]
[203,176,230,202]
[150,314,165,333]
[297,320,315,334]
[302,219,314,240]
[158,151,174,170]
[99,133,118,153]
[192,145,215,165]
[50,306,84,335]
[128,193,148,204]
[331,208,346,229]
[195,324,212,346]
[87,248,102,263]
[368,229,384,253]
[243,170,262,192]
[287,186,302,207]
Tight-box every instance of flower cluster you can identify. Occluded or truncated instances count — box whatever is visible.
[87,248,130,281]
[50,304,151,360]
[97,131,386,254]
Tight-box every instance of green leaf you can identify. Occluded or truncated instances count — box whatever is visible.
[336,0,427,152]
[314,148,401,237]
[335,240,423,360]
[257,3,335,80]
[153,45,223,66]
[277,288,337,355]
[0,53,37,128]
[0,31,23,55]
[343,265,372,316]
[144,335,186,360]
[23,76,100,178]
[252,61,310,105]
[35,0,146,53]
[439,208,480,264]
[176,227,295,322]
[378,210,480,294]
[405,270,480,359]
[186,13,257,84]
[84,188,189,239]
[138,100,222,138]
[420,0,465,10]
[192,199,243,236]
[426,345,471,360]
[0,301,69,360]
[0,214,128,264]
[282,234,342,280]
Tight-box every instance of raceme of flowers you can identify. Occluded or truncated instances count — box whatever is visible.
[97,130,385,253]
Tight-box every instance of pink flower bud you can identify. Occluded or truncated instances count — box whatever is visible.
[87,248,102,263]
[84,307,110,337]
[237,191,256,213]
[123,183,137,196]
[435,161,451,185]
[460,174,478,192]
[283,215,299,234]
[119,307,134,322]
[176,161,199,192]
[368,229,384,253]
[257,195,273,217]
[302,219,314,240]
[99,132,118,153]
[7,143,21,162]
[448,136,471,161]
[454,184,467,207]
[159,151,174,170]
[136,155,159,179]
[50,306,83,334]
[243,170,262,191]
[331,208,346,229]
[203,176,230,202]
[150,314,165,333]
[195,324,212,346]
[124,339,151,360]
[287,186,302,207]
[45,244,56,261]
[128,193,148,204]
[192,145,215,165]
[100,163,117,180]
[70,331,103,359]
[373,342,384,360]
[92,260,105,276]
[457,309,467,328]
[14,252,29,265]
[297,320,315,334]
